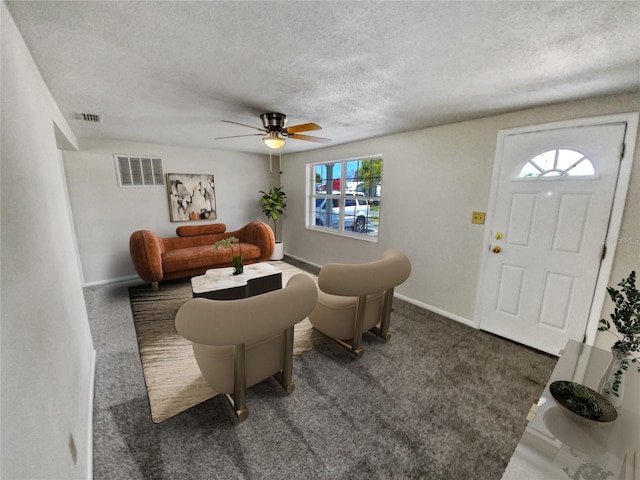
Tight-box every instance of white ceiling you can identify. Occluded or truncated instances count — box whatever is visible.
[6,1,640,154]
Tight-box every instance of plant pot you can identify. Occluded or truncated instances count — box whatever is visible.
[270,241,284,261]
[232,254,243,275]
[598,347,628,408]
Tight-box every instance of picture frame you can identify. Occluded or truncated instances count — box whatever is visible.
[166,173,217,222]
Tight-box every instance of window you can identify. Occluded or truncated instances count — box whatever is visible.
[518,148,595,178]
[308,155,382,239]
[115,155,164,187]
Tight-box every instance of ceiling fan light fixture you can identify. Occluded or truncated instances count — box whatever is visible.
[263,132,286,149]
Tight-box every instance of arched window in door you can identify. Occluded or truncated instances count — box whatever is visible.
[518,148,595,178]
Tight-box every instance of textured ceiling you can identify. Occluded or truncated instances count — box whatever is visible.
[6,1,640,154]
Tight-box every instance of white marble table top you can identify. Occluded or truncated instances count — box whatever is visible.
[191,262,282,295]
[502,340,639,480]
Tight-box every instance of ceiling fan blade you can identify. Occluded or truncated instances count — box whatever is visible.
[290,133,332,144]
[285,123,322,134]
[215,133,264,140]
[221,119,266,132]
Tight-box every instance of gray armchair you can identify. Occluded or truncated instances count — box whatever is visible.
[175,274,317,422]
[308,249,411,357]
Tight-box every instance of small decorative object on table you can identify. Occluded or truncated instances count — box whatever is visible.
[597,270,639,404]
[214,236,243,275]
[549,381,617,424]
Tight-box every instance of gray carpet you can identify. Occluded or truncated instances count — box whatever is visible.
[85,259,557,479]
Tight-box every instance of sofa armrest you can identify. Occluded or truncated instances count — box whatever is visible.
[229,221,275,261]
[129,230,166,283]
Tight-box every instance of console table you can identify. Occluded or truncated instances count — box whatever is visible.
[191,262,282,300]
[503,340,639,479]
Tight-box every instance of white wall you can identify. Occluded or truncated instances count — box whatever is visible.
[63,140,274,285]
[1,4,95,479]
[282,93,640,342]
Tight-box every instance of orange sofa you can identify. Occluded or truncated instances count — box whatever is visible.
[129,222,275,288]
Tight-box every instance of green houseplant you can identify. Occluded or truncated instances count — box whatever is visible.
[259,187,287,260]
[597,270,640,399]
[213,236,243,275]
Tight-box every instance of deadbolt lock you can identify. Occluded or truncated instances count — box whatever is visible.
[495,232,503,240]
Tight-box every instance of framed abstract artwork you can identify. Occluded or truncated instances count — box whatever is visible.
[166,173,217,222]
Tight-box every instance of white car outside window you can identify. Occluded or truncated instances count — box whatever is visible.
[315,194,369,232]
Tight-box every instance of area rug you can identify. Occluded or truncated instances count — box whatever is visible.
[128,261,328,423]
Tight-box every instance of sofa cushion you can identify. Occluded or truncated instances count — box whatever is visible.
[162,243,262,274]
[176,223,227,237]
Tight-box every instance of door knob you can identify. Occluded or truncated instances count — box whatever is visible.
[492,246,501,254]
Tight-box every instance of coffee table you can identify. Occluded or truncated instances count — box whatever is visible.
[191,262,282,300]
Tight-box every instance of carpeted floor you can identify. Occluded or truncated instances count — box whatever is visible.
[129,261,329,423]
[85,258,557,479]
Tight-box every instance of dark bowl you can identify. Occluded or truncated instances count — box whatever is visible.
[549,381,617,424]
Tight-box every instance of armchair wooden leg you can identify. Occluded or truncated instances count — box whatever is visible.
[334,338,364,358]
[151,281,159,291]
[349,295,367,356]
[327,296,366,357]
[224,344,249,422]
[370,288,394,342]
[323,295,368,357]
[274,326,296,394]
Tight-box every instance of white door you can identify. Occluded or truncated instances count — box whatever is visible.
[477,120,627,356]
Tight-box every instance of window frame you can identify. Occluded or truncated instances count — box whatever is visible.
[516,148,597,180]
[306,155,382,241]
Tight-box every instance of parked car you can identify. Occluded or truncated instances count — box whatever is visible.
[315,194,369,232]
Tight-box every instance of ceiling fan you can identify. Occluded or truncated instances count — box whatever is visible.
[216,112,331,149]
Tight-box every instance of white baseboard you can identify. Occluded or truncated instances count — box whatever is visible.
[284,252,476,329]
[394,293,477,329]
[88,258,476,331]
[83,274,141,288]
[86,349,96,480]
[282,252,323,270]
[87,253,319,287]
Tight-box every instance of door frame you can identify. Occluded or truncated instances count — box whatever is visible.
[474,113,638,348]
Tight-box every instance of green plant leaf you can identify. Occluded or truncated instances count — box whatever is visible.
[599,271,640,357]
[213,236,239,250]
[259,187,287,240]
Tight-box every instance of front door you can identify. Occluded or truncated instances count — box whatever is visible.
[477,119,628,355]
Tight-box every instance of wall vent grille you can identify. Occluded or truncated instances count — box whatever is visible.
[115,155,164,187]
[77,113,101,122]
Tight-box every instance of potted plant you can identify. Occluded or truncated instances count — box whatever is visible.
[259,187,287,260]
[597,270,640,402]
[214,236,243,275]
